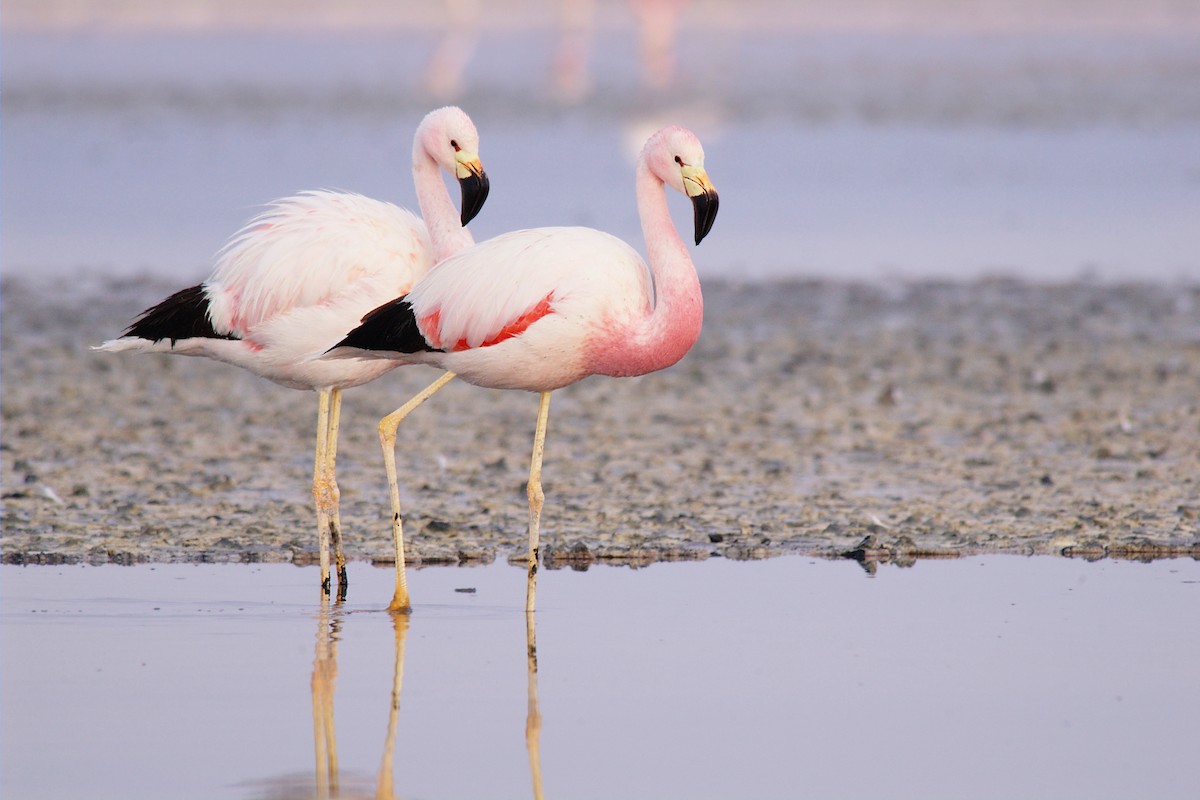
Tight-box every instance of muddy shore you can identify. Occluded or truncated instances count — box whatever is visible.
[3,276,1198,568]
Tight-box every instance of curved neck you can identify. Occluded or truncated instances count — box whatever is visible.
[412,147,473,262]
[590,159,703,378]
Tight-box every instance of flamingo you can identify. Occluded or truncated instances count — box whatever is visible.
[329,125,718,612]
[97,106,489,597]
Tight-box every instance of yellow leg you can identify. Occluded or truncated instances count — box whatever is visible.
[313,390,333,595]
[326,388,348,597]
[525,392,552,613]
[379,371,458,613]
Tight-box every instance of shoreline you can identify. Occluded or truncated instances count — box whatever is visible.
[3,275,1198,568]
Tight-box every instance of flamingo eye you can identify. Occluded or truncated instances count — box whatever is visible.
[674,155,683,165]
[451,139,461,152]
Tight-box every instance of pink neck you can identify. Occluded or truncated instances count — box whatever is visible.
[412,148,474,263]
[589,158,703,378]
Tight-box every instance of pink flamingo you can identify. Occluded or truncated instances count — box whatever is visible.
[630,0,691,90]
[97,106,489,597]
[330,125,718,612]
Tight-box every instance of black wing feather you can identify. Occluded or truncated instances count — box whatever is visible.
[332,296,440,354]
[123,284,236,344]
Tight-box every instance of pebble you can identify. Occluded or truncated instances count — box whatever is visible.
[3,277,1199,567]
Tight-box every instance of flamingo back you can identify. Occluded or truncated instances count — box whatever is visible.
[406,226,653,353]
[206,190,433,337]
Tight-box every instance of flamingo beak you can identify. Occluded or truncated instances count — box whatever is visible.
[455,155,489,226]
[682,166,719,245]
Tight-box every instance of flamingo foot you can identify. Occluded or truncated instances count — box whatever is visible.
[387,593,412,615]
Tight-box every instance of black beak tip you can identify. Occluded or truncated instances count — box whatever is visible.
[692,190,719,246]
[459,170,490,226]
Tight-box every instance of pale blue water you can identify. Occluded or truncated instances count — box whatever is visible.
[3,557,1198,800]
[5,19,1198,800]
[4,28,1199,284]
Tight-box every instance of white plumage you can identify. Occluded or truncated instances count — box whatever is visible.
[97,106,489,596]
[328,125,719,612]
[408,227,653,391]
[103,191,434,390]
[209,190,432,349]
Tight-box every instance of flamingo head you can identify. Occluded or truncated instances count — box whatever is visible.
[417,106,490,226]
[644,126,720,245]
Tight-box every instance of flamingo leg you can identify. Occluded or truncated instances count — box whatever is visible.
[525,391,552,613]
[379,370,458,613]
[326,388,348,598]
[313,389,334,595]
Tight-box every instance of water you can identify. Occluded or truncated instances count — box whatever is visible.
[4,21,1200,284]
[4,13,1199,797]
[3,556,1197,799]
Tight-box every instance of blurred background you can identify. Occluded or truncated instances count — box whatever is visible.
[4,0,1200,283]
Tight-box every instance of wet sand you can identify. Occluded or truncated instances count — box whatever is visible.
[2,276,1199,567]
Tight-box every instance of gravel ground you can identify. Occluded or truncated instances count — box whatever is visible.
[3,276,1199,569]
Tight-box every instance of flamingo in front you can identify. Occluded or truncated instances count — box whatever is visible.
[329,125,718,612]
[97,106,489,597]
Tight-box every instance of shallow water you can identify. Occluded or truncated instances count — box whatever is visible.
[4,24,1200,283]
[3,556,1197,800]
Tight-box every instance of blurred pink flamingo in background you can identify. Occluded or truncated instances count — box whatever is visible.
[425,0,691,100]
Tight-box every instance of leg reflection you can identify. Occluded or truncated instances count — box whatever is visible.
[526,611,544,800]
[310,601,409,800]
[312,596,345,799]
[376,613,410,799]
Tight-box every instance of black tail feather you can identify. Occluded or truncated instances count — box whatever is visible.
[124,284,236,344]
[331,297,438,354]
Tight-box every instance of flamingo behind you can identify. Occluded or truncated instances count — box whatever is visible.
[97,106,489,597]
[330,125,718,612]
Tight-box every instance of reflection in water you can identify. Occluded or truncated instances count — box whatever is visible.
[525,612,545,800]
[11,561,1197,799]
[287,605,541,799]
[279,603,408,800]
[374,613,409,800]
[312,598,343,799]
